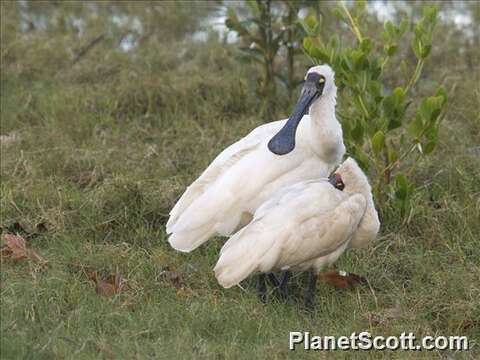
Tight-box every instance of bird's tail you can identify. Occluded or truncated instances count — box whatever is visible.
[214,221,279,288]
[168,223,215,253]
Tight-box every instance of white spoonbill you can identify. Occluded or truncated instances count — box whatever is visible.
[167,65,345,252]
[214,158,380,308]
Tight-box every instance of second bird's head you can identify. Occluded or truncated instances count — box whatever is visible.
[328,157,372,196]
[268,65,337,156]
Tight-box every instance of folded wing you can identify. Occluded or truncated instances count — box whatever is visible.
[214,182,367,288]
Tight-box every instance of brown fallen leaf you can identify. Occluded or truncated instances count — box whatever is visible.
[317,270,367,289]
[89,271,127,296]
[0,221,49,240]
[168,271,185,290]
[1,233,47,265]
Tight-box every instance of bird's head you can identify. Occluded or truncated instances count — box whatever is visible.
[329,157,372,196]
[305,65,337,96]
[268,65,337,155]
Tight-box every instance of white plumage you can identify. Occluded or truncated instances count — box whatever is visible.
[214,158,380,288]
[167,65,345,252]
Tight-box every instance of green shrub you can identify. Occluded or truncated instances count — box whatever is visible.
[301,2,447,219]
[225,0,304,118]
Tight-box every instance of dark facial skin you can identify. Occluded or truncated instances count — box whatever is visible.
[328,173,345,191]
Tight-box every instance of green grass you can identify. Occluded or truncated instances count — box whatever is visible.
[1,27,480,359]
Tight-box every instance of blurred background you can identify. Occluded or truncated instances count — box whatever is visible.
[1,1,479,358]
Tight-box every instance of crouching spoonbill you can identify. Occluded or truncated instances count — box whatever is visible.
[167,65,345,252]
[214,158,380,309]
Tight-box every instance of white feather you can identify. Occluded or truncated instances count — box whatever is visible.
[214,158,380,288]
[167,65,345,252]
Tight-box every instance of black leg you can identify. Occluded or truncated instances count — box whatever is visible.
[304,271,317,311]
[257,274,267,303]
[267,273,280,287]
[279,271,292,301]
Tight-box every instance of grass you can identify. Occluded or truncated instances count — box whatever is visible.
[1,16,480,360]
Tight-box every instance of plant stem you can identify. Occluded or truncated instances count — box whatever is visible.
[382,142,417,175]
[357,94,369,118]
[286,3,296,101]
[405,59,424,94]
[341,1,363,43]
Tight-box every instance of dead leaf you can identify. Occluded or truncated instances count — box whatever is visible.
[35,221,49,233]
[89,271,127,296]
[168,271,184,290]
[1,233,47,265]
[317,270,367,289]
[0,221,49,239]
[0,222,28,237]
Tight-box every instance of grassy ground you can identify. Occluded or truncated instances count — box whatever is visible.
[1,28,480,360]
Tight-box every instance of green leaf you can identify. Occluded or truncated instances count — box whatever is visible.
[384,21,396,38]
[331,7,346,22]
[419,97,431,121]
[298,16,318,36]
[393,87,405,104]
[411,38,422,59]
[354,0,367,14]
[328,34,340,51]
[423,141,436,154]
[423,6,437,23]
[435,86,447,105]
[424,123,439,140]
[408,115,424,139]
[420,96,444,122]
[360,38,373,53]
[414,19,425,37]
[351,49,367,70]
[399,19,409,35]
[387,146,398,163]
[386,44,398,56]
[306,15,318,30]
[395,174,410,200]
[421,44,431,58]
[310,47,330,63]
[303,37,313,52]
[351,146,370,171]
[372,130,385,155]
[388,117,402,130]
[351,121,364,143]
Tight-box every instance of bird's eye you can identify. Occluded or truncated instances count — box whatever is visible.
[319,77,325,84]
[336,180,345,191]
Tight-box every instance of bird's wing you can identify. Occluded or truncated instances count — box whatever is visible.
[214,186,367,288]
[166,120,285,233]
[294,193,368,260]
[349,192,380,248]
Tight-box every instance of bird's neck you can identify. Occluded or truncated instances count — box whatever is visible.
[308,92,344,162]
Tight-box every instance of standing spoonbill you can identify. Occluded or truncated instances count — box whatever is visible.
[167,65,345,252]
[214,158,380,309]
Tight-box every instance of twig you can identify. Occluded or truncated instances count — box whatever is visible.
[341,2,363,43]
[72,33,105,65]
